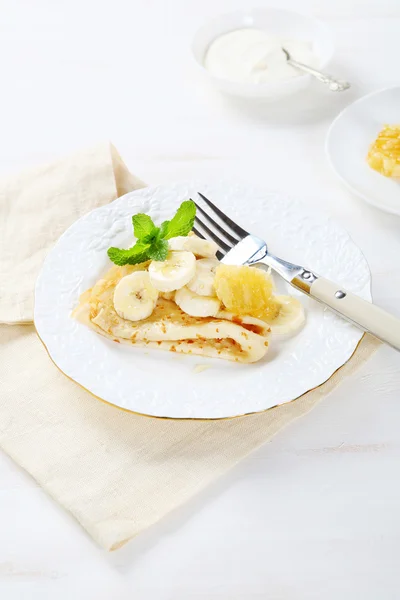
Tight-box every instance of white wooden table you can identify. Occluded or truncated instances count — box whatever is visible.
[1,1,400,598]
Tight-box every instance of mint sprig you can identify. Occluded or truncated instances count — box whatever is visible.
[107,200,196,266]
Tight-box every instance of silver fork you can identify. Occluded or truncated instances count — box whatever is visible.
[193,192,400,351]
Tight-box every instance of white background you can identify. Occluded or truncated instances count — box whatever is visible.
[1,0,400,598]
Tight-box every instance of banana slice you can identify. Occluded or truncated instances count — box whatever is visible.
[160,291,175,301]
[113,271,159,322]
[168,235,218,258]
[149,251,196,293]
[175,286,221,317]
[187,258,219,297]
[267,295,305,334]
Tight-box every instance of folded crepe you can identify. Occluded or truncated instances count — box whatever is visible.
[73,265,270,363]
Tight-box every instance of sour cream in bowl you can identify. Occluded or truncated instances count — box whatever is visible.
[192,8,334,99]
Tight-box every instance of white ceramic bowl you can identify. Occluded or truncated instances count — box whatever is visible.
[191,8,334,100]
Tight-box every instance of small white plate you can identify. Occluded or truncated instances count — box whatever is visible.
[34,181,371,420]
[326,86,400,215]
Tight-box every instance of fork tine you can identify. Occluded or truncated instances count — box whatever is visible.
[192,227,225,260]
[194,202,240,246]
[194,217,232,254]
[197,192,249,239]
[192,226,205,240]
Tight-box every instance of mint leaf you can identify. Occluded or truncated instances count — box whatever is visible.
[132,214,156,240]
[161,200,196,239]
[147,238,169,261]
[159,220,170,239]
[107,241,150,266]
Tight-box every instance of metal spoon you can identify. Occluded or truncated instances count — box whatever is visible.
[282,47,350,92]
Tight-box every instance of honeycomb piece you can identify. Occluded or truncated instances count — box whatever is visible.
[367,125,400,177]
[214,264,280,320]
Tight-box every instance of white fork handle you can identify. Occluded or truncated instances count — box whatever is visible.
[309,278,400,350]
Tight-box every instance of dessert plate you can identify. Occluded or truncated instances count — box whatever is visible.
[34,181,371,419]
[326,86,400,216]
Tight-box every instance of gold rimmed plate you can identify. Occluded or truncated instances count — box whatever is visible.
[34,181,371,419]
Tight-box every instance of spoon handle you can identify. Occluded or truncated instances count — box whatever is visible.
[287,57,350,92]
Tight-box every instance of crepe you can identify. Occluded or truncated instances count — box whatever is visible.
[73,265,270,363]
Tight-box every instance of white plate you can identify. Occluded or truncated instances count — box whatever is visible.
[326,86,400,215]
[34,181,371,420]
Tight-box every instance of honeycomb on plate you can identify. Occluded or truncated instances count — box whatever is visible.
[214,264,280,320]
[367,124,400,178]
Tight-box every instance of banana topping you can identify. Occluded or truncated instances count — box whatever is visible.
[168,234,218,258]
[267,295,305,334]
[175,286,221,318]
[113,271,159,322]
[149,251,196,292]
[187,257,219,297]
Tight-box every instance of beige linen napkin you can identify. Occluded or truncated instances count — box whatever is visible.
[0,143,144,323]
[0,144,379,550]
